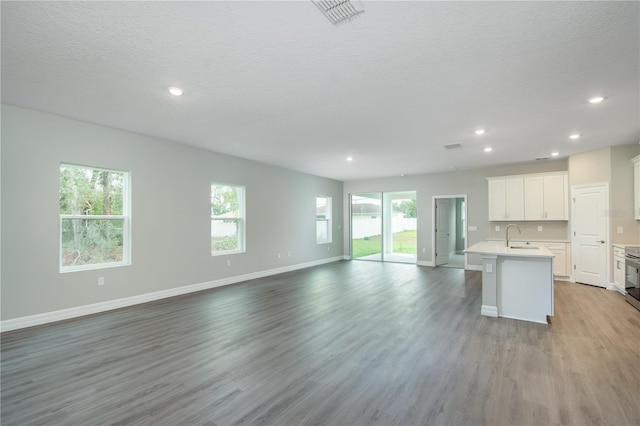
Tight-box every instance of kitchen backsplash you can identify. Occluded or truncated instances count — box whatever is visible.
[488,221,569,241]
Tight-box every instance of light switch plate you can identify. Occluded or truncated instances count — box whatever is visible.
[617,226,623,234]
[468,225,477,231]
[495,225,500,231]
[538,226,543,232]
[485,264,493,273]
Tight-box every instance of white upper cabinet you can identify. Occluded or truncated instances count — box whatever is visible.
[632,155,640,220]
[488,177,524,221]
[488,172,567,222]
[524,173,568,220]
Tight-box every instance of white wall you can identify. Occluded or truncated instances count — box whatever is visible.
[568,145,640,282]
[1,106,344,321]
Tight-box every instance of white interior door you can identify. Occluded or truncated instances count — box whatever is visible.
[435,199,450,266]
[572,184,609,287]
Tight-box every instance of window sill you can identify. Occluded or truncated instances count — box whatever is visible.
[60,261,131,274]
[211,249,245,257]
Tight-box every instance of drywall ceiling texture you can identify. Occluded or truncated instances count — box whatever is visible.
[1,1,639,181]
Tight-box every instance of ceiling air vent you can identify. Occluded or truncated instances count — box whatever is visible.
[536,157,550,161]
[312,0,365,25]
[444,143,462,150]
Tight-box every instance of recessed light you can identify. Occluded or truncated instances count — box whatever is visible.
[589,96,604,104]
[569,133,581,140]
[475,129,486,135]
[168,87,183,96]
[346,156,353,162]
[484,147,492,152]
[551,151,559,156]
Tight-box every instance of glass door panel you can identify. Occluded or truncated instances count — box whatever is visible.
[385,192,417,264]
[351,193,382,261]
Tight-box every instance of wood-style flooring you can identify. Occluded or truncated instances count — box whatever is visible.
[2,261,639,425]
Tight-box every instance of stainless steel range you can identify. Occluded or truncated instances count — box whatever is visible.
[625,246,640,311]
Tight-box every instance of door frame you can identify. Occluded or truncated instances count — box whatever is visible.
[432,194,468,269]
[570,182,610,288]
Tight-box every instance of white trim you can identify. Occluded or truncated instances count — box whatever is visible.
[1,256,344,333]
[481,305,498,317]
[466,264,482,271]
[417,260,434,267]
[59,164,131,273]
[570,182,610,288]
[499,314,548,325]
[432,194,468,269]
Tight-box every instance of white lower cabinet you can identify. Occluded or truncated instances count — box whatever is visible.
[531,242,570,279]
[613,245,626,293]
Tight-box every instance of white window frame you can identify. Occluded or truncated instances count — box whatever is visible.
[316,196,332,244]
[59,163,131,273]
[211,183,246,256]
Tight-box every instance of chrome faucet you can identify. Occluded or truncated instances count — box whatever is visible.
[505,224,521,247]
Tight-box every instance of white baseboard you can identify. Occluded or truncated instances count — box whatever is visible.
[417,260,434,267]
[1,256,344,333]
[466,264,482,271]
[481,305,498,317]
[554,275,571,282]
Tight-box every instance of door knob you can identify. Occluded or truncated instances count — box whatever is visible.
[598,240,605,243]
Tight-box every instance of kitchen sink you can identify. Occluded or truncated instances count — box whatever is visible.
[509,245,538,250]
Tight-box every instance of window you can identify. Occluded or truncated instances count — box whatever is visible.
[316,196,332,244]
[211,183,245,255]
[59,164,130,272]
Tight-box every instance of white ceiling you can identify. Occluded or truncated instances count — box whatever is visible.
[2,1,638,181]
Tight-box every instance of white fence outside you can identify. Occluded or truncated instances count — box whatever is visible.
[211,220,238,237]
[352,217,416,239]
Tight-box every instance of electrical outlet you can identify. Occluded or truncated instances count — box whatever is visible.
[422,248,426,254]
[495,225,500,232]
[277,253,281,258]
[538,226,543,232]
[226,260,231,266]
[327,246,330,251]
[338,225,341,230]
[98,277,105,286]
[288,251,291,257]
[617,226,623,234]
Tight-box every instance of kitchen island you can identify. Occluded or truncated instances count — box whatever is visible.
[465,241,554,324]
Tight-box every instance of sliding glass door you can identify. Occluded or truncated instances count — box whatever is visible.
[350,191,416,263]
[351,193,382,261]
[386,192,417,263]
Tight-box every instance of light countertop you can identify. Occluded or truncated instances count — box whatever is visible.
[613,243,640,249]
[487,238,570,243]
[465,241,554,258]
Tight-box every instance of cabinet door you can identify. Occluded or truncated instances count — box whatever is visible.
[524,176,544,220]
[488,179,507,221]
[549,249,566,276]
[543,174,568,220]
[505,178,524,220]
[614,255,625,288]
